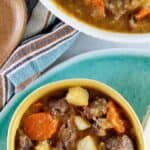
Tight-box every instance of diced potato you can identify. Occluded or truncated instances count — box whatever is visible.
[74,116,91,130]
[66,87,89,106]
[97,130,107,137]
[77,136,97,150]
[35,140,51,150]
[99,142,106,150]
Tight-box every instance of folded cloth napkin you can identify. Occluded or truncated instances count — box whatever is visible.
[0,0,78,109]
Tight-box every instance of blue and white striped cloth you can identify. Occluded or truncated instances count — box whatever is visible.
[0,0,78,108]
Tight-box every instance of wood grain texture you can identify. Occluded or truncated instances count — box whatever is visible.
[0,0,27,68]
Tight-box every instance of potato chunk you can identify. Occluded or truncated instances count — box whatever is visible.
[35,140,51,150]
[99,142,106,150]
[77,136,97,150]
[66,87,89,106]
[74,116,91,130]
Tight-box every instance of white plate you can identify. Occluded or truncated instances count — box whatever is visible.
[40,0,150,43]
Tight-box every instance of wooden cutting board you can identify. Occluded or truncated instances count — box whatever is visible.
[0,0,27,68]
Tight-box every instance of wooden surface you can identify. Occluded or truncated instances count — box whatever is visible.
[0,0,27,68]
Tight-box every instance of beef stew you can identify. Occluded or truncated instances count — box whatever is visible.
[15,86,138,150]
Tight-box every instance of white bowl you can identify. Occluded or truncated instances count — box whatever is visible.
[41,0,150,43]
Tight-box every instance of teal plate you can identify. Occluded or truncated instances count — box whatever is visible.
[1,48,150,149]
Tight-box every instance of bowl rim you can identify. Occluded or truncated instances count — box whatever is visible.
[40,0,150,43]
[7,79,145,150]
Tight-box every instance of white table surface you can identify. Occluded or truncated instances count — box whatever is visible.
[56,33,150,63]
[55,33,150,149]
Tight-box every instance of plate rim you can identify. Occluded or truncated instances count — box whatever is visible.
[1,48,150,117]
[41,0,150,43]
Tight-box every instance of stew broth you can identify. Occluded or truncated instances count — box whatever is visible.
[53,0,150,33]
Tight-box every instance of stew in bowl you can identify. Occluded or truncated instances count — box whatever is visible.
[7,79,144,150]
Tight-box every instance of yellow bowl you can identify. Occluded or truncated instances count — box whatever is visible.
[7,79,145,150]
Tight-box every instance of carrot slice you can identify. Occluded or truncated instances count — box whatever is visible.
[84,0,105,18]
[91,0,104,7]
[23,112,58,140]
[107,101,125,134]
[91,0,105,18]
[135,7,150,21]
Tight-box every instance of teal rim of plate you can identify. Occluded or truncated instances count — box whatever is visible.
[1,48,150,119]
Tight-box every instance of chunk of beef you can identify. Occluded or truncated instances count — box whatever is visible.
[15,129,33,150]
[49,98,73,117]
[105,0,145,20]
[105,0,129,20]
[51,116,77,150]
[105,135,134,150]
[92,118,113,137]
[58,116,78,149]
[83,98,107,119]
[54,140,66,150]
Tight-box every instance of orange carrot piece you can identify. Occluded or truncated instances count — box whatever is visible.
[23,112,58,140]
[91,0,104,7]
[91,0,105,17]
[84,0,105,18]
[135,7,150,21]
[107,101,125,134]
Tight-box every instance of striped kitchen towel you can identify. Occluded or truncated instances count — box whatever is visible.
[0,0,78,109]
